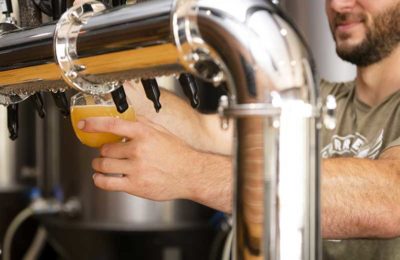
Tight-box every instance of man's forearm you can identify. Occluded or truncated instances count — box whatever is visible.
[188,151,233,213]
[322,157,400,239]
[125,82,233,154]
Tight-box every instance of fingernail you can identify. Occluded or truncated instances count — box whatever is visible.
[92,173,97,179]
[77,120,85,129]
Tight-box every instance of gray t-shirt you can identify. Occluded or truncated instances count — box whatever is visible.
[321,80,400,260]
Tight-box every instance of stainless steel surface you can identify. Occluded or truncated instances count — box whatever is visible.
[0,101,36,189]
[0,0,321,259]
[0,106,17,188]
[0,0,180,96]
[182,1,320,259]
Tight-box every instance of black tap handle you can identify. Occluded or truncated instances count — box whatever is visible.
[112,0,125,7]
[31,92,46,118]
[2,0,13,14]
[141,79,162,113]
[51,92,70,117]
[178,73,200,108]
[111,86,129,114]
[7,104,18,140]
[51,0,66,20]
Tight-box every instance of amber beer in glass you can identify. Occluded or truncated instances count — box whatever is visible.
[70,93,135,148]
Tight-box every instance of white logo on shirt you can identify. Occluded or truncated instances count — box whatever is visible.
[321,129,384,159]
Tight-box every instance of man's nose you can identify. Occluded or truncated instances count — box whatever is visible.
[328,0,357,13]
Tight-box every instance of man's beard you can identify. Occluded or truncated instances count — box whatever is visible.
[334,2,400,67]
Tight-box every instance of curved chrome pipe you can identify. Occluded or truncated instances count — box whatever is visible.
[176,1,321,259]
[0,0,321,259]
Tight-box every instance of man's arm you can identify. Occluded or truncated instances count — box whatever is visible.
[124,81,233,155]
[322,146,400,239]
[80,116,233,213]
[80,111,400,234]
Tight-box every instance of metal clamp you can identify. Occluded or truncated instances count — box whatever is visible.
[218,95,282,130]
[54,1,120,95]
[322,95,337,130]
[222,103,282,118]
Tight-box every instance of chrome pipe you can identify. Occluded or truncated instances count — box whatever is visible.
[0,0,322,259]
[190,1,321,258]
[0,0,180,96]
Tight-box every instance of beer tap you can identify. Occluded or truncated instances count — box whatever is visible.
[178,73,200,109]
[1,0,16,24]
[32,0,65,19]
[141,79,162,112]
[108,0,162,113]
[51,91,70,117]
[31,92,46,118]
[111,0,125,7]
[32,0,52,17]
[111,86,129,113]
[50,0,66,20]
[7,103,18,140]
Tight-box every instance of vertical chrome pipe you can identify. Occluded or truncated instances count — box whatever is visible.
[178,1,321,259]
[0,0,321,259]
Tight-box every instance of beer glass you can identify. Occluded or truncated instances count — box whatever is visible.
[70,92,136,148]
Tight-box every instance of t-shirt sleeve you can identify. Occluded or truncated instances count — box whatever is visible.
[382,137,400,153]
[319,79,335,100]
[319,79,351,100]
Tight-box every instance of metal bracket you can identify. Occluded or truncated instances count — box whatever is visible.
[322,95,336,130]
[54,1,120,95]
[218,95,282,130]
[218,94,331,131]
[222,103,282,118]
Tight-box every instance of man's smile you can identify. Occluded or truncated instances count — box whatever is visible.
[334,14,366,35]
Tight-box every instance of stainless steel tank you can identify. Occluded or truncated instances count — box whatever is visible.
[0,101,37,259]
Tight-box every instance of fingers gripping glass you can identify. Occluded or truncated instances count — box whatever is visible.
[70,92,136,148]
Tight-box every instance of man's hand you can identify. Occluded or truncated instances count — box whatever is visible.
[78,116,233,211]
[124,80,234,155]
[78,116,196,200]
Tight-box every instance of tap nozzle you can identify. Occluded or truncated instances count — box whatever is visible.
[111,86,129,113]
[31,92,46,118]
[141,78,162,113]
[7,104,18,140]
[2,0,13,16]
[51,91,70,117]
[178,73,200,109]
[112,0,126,7]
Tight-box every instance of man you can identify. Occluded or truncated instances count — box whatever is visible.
[320,0,400,259]
[77,0,400,258]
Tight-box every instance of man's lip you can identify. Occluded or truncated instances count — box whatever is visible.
[335,21,362,32]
